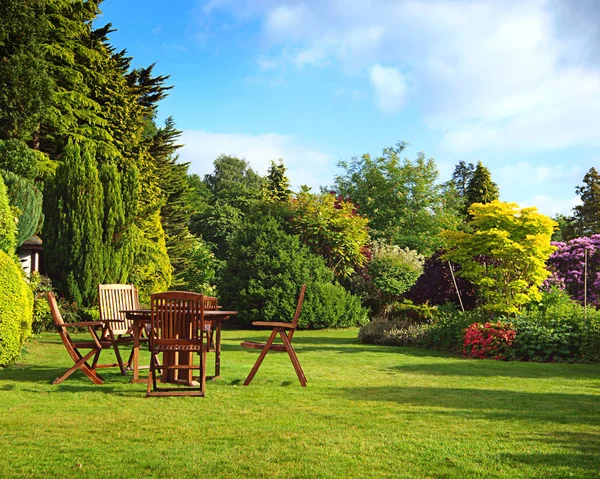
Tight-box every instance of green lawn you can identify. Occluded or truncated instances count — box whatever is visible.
[1,329,599,479]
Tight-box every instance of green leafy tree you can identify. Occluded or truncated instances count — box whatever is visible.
[0,0,52,141]
[289,188,369,277]
[465,161,499,212]
[441,201,557,315]
[43,141,104,305]
[551,213,572,242]
[180,236,221,295]
[0,174,17,254]
[263,159,291,202]
[563,167,600,239]
[1,171,43,246]
[335,142,461,255]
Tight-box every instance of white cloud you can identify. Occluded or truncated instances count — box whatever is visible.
[178,130,334,190]
[203,0,600,151]
[522,194,581,217]
[369,64,407,114]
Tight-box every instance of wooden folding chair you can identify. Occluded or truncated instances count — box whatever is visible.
[48,292,124,385]
[241,284,307,387]
[98,284,142,369]
[146,291,207,397]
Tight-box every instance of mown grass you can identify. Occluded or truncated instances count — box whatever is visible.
[1,329,599,478]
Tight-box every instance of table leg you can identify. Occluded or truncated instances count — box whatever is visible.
[214,319,222,379]
[132,321,141,383]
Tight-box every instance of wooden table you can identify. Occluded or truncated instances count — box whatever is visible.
[122,309,237,383]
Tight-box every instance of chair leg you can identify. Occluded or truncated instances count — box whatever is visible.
[280,330,307,387]
[53,348,103,385]
[106,327,126,375]
[243,329,278,386]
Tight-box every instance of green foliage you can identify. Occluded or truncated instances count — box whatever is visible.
[358,318,428,346]
[128,212,172,304]
[563,167,600,240]
[289,188,369,277]
[29,272,54,334]
[0,140,38,179]
[442,201,557,315]
[262,160,291,202]
[43,141,104,305]
[180,236,221,295]
[465,161,499,213]
[0,250,33,365]
[204,155,263,210]
[368,242,424,300]
[0,174,17,254]
[220,216,367,328]
[511,289,600,362]
[335,142,461,255]
[0,0,52,140]
[1,170,43,246]
[421,304,487,353]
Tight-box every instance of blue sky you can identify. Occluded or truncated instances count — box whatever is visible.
[98,0,600,217]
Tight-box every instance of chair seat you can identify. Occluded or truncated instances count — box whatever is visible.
[240,341,286,352]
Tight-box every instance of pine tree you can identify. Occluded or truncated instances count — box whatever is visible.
[263,159,291,202]
[465,161,499,212]
[565,167,600,238]
[450,160,475,198]
[43,141,104,305]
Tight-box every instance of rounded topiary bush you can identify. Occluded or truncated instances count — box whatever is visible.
[0,250,34,365]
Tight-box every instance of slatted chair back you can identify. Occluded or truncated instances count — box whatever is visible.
[150,291,205,345]
[147,291,207,397]
[48,291,74,351]
[98,284,139,336]
[288,284,307,340]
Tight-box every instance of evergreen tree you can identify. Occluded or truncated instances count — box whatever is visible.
[263,159,291,202]
[0,0,52,141]
[43,141,104,305]
[566,167,600,238]
[450,160,475,198]
[465,161,499,212]
[1,171,43,246]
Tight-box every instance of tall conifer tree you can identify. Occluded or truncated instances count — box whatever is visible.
[465,161,499,213]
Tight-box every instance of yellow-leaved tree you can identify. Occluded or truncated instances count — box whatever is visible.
[440,201,557,315]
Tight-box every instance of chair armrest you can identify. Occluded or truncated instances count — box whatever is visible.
[63,321,104,328]
[251,321,295,329]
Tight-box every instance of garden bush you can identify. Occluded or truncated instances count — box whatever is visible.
[358,318,428,347]
[0,250,33,365]
[0,174,16,254]
[387,299,437,323]
[29,272,54,333]
[219,216,368,328]
[510,288,600,362]
[463,321,516,360]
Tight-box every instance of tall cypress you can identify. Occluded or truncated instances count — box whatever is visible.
[43,141,103,305]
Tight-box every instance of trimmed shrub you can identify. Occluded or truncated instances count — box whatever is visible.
[0,250,33,365]
[219,216,368,328]
[358,318,428,346]
[0,174,17,254]
[420,305,488,353]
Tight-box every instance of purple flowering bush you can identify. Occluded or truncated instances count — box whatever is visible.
[544,235,600,306]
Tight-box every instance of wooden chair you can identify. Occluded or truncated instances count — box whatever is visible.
[98,284,142,368]
[202,295,218,351]
[147,291,207,397]
[47,292,124,385]
[241,284,307,387]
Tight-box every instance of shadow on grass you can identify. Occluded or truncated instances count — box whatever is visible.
[500,431,600,477]
[390,361,600,381]
[340,385,600,426]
